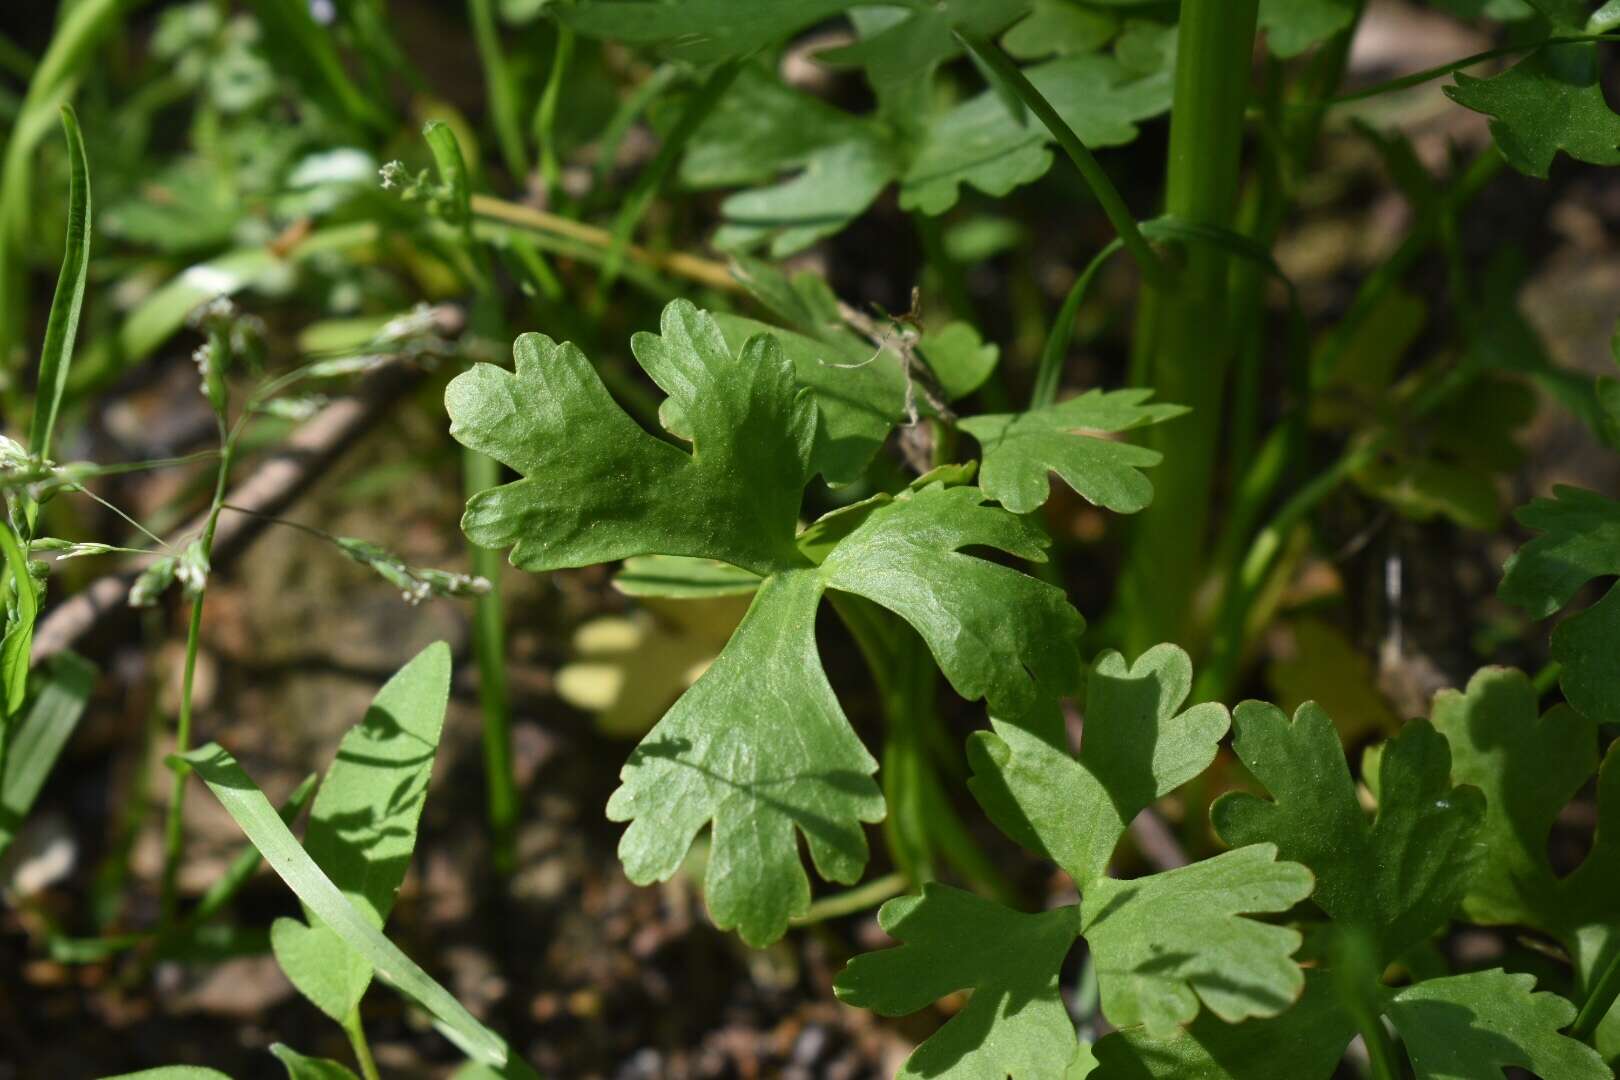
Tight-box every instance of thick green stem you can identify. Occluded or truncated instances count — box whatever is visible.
[1117,0,1260,654]
[464,449,517,876]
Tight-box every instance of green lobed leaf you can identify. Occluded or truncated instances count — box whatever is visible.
[566,0,1027,88]
[1446,44,1620,178]
[681,67,902,256]
[817,0,1033,88]
[1500,487,1620,618]
[1430,668,1590,926]
[1430,665,1620,1006]
[818,482,1085,717]
[919,322,1001,401]
[102,1070,235,1080]
[967,643,1228,887]
[1351,374,1534,532]
[901,52,1171,215]
[180,742,508,1067]
[1555,585,1620,725]
[0,652,95,858]
[707,311,906,487]
[716,267,997,478]
[1258,0,1357,59]
[1383,969,1609,1080]
[834,883,1083,1079]
[606,570,883,946]
[681,67,880,189]
[1081,843,1312,1036]
[1212,705,1484,963]
[715,140,899,257]
[677,66,907,259]
[1089,972,1355,1080]
[1003,0,1119,60]
[561,0,856,61]
[448,300,816,577]
[1498,485,1620,722]
[961,389,1185,514]
[451,301,1086,944]
[273,642,452,1021]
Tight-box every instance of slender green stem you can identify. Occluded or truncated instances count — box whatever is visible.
[1117,0,1260,654]
[342,1006,383,1080]
[465,450,517,875]
[596,60,741,303]
[1197,365,1476,701]
[1357,1012,1402,1080]
[1031,239,1123,409]
[957,33,1170,290]
[467,0,529,180]
[158,428,236,926]
[534,24,575,203]
[422,119,522,876]
[158,591,206,925]
[1195,439,1380,701]
[790,873,909,926]
[1197,151,1501,697]
[470,193,741,292]
[1532,660,1563,697]
[1574,951,1620,1043]
[1313,32,1620,108]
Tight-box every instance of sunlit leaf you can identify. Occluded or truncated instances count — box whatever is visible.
[961,389,1185,514]
[967,644,1227,887]
[835,884,1083,1079]
[271,642,451,1021]
[182,741,508,1067]
[1213,705,1483,963]
[1082,844,1312,1036]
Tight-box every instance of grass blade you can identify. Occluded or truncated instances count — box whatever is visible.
[0,522,38,718]
[28,104,90,461]
[0,651,94,858]
[180,741,509,1068]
